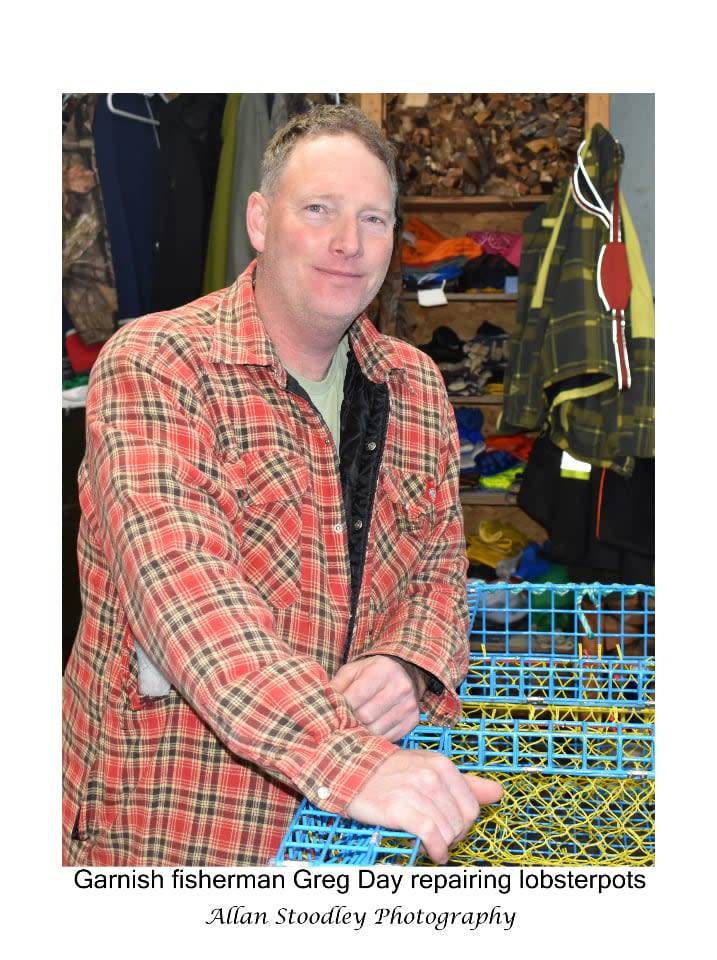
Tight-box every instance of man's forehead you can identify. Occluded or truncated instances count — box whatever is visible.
[280,133,393,197]
[288,131,372,164]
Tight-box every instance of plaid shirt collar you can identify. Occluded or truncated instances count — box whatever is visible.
[208,262,408,389]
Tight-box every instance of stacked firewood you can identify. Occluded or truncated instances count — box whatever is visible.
[385,93,586,197]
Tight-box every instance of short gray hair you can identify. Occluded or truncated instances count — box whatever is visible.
[259,102,399,216]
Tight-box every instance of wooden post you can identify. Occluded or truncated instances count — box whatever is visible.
[585,93,611,131]
[359,94,384,127]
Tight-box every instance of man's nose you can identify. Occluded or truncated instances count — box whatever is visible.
[331,215,362,257]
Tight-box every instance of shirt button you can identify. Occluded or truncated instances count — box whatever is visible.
[366,440,377,452]
[333,523,343,533]
[353,519,363,530]
[317,786,330,801]
[325,437,332,445]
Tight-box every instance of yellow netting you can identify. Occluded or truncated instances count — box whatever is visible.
[425,771,655,867]
[460,701,654,724]
[415,692,656,867]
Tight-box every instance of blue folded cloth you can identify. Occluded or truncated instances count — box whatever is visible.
[474,449,520,476]
[515,541,553,581]
[454,407,485,445]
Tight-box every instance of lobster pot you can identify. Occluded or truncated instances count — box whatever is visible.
[275,582,655,866]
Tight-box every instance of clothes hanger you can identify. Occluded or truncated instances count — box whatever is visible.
[106,94,166,148]
[105,93,160,126]
[571,137,611,229]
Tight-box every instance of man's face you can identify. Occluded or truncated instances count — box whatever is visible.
[248,133,395,338]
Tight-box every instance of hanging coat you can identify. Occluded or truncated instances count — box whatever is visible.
[202,93,242,294]
[501,123,654,477]
[150,94,226,312]
[62,95,119,345]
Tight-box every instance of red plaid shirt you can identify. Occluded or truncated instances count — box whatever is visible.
[62,264,468,866]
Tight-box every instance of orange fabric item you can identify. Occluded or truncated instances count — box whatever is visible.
[402,215,482,266]
[484,433,536,462]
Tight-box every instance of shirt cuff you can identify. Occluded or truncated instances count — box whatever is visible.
[289,728,399,815]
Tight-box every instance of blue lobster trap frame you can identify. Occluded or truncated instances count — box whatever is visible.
[275,807,422,866]
[463,580,655,711]
[275,581,656,867]
[460,655,654,709]
[465,579,655,657]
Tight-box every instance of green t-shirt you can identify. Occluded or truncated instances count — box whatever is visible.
[286,336,349,448]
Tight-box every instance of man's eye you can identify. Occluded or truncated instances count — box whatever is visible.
[306,204,325,214]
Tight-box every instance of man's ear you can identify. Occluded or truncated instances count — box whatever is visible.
[246,192,269,253]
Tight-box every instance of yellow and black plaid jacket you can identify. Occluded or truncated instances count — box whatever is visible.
[501,124,654,476]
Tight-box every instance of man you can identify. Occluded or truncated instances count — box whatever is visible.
[62,103,502,868]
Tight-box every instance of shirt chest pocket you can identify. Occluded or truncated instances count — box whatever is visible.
[222,449,309,609]
[370,467,437,610]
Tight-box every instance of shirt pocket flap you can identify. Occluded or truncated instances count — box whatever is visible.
[380,467,436,521]
[225,449,309,504]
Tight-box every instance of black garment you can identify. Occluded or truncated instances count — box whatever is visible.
[594,456,655,557]
[467,561,500,580]
[418,325,466,364]
[517,433,654,584]
[457,254,517,292]
[151,94,226,312]
[475,320,508,338]
[62,407,86,672]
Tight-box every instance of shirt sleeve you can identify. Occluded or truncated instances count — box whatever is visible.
[83,330,397,816]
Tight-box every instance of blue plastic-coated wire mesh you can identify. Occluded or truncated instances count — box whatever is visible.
[466,581,654,658]
[402,717,654,778]
[274,809,421,865]
[460,655,655,708]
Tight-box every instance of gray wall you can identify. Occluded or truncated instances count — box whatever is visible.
[610,93,655,293]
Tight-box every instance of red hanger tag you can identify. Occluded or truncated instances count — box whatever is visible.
[597,240,632,312]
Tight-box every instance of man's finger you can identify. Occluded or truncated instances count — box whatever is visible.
[465,774,504,807]
[330,661,361,695]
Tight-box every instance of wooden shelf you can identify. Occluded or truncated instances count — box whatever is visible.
[450,394,504,406]
[460,489,520,506]
[401,292,517,302]
[400,195,545,213]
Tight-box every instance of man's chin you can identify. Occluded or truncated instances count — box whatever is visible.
[312,295,371,325]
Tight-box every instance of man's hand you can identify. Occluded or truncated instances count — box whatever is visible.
[346,750,503,864]
[332,655,425,742]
